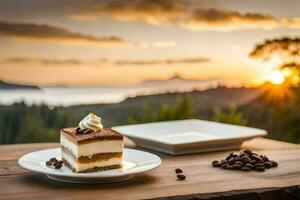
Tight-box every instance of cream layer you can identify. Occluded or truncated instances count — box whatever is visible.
[61,151,122,172]
[60,133,123,157]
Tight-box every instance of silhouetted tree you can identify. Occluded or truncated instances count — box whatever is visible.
[250,37,300,87]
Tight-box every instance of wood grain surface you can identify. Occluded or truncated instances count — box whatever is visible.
[0,137,299,200]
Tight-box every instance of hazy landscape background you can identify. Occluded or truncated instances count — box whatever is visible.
[0,0,300,144]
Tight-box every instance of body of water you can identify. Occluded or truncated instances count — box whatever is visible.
[0,80,219,106]
[0,86,146,106]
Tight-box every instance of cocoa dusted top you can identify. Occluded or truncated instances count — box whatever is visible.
[61,127,123,144]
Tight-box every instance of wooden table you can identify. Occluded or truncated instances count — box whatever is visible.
[0,138,299,200]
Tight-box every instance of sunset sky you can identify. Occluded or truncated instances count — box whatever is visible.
[0,0,300,86]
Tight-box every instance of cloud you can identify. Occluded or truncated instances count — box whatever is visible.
[137,41,176,48]
[114,57,210,65]
[1,57,107,66]
[0,20,127,45]
[1,56,210,66]
[71,0,185,25]
[71,0,300,31]
[279,17,300,29]
[183,9,278,31]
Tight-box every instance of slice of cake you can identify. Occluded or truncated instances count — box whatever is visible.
[60,113,123,173]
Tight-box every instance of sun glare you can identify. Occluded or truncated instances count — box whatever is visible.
[268,71,285,85]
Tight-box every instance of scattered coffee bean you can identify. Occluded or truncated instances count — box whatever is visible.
[271,160,278,167]
[211,149,278,173]
[177,174,186,180]
[46,161,52,166]
[175,168,183,174]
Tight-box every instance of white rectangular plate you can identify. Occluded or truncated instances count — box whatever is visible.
[113,119,267,155]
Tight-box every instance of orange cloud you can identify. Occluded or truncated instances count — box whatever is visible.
[1,56,210,67]
[72,0,185,25]
[71,0,300,31]
[0,20,127,46]
[183,9,278,31]
[1,57,107,66]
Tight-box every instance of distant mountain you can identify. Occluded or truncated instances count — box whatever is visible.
[140,74,220,91]
[0,81,40,90]
[69,86,260,126]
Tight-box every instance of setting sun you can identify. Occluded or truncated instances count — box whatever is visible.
[268,71,285,85]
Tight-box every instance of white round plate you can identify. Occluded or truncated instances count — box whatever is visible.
[18,148,161,183]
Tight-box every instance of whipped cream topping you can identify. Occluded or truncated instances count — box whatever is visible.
[78,113,103,132]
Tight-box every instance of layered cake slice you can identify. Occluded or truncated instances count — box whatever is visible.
[60,113,123,173]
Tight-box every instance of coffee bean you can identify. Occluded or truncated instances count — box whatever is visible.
[271,160,278,167]
[260,155,270,162]
[212,161,222,167]
[255,163,264,168]
[232,164,242,170]
[175,168,183,174]
[245,163,254,169]
[239,152,247,157]
[177,174,186,180]
[45,161,52,166]
[214,163,222,167]
[54,162,62,169]
[225,155,232,161]
[221,164,227,169]
[212,160,219,165]
[250,160,257,165]
[251,154,264,163]
[264,162,272,169]
[244,149,253,155]
[226,165,233,170]
[234,161,244,166]
[76,128,87,134]
[241,156,251,163]
[220,159,227,165]
[228,157,236,165]
[256,166,265,172]
[241,166,251,171]
[50,157,57,163]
